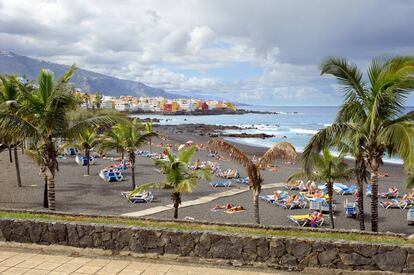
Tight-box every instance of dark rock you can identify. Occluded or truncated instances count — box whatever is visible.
[372,247,407,272]
[339,253,370,266]
[318,249,339,266]
[286,240,312,260]
[269,239,286,258]
[299,252,319,268]
[281,254,297,266]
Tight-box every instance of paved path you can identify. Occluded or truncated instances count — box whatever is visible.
[0,246,291,275]
[121,182,285,217]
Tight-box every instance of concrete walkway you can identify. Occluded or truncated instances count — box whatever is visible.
[0,245,291,275]
[121,182,284,217]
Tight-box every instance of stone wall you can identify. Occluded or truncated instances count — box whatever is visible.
[0,218,413,273]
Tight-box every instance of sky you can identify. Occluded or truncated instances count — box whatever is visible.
[1,0,414,106]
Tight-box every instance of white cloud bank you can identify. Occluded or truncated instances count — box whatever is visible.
[1,0,414,105]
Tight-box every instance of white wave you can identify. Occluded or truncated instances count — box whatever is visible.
[290,128,318,135]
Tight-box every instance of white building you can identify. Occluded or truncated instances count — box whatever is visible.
[178,99,197,112]
[115,102,130,111]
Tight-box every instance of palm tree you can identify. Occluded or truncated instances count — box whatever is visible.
[102,119,158,190]
[0,75,22,187]
[93,92,102,110]
[289,148,354,229]
[145,120,154,154]
[65,128,101,175]
[304,56,414,232]
[0,66,120,210]
[208,139,297,224]
[132,146,211,219]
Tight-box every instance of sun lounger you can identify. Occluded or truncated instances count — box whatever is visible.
[333,183,357,195]
[379,190,399,199]
[309,198,335,213]
[75,155,95,166]
[408,208,414,225]
[275,194,307,210]
[137,150,151,157]
[380,199,408,209]
[236,177,249,185]
[217,169,239,179]
[344,200,357,217]
[121,191,154,203]
[285,180,307,191]
[287,213,324,227]
[259,191,289,203]
[64,147,78,156]
[99,169,123,182]
[209,180,232,187]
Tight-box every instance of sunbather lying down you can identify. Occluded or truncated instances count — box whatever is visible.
[211,203,245,213]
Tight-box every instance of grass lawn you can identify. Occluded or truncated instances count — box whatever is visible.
[0,210,412,245]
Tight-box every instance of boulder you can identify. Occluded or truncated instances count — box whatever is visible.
[339,253,370,266]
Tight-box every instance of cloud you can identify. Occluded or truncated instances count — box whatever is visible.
[0,0,414,105]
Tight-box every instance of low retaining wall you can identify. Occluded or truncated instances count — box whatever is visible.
[0,218,413,273]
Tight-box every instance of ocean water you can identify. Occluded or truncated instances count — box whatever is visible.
[134,106,413,164]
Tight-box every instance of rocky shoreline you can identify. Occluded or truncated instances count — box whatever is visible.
[129,108,282,116]
[156,124,275,138]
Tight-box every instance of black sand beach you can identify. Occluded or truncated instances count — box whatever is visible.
[0,128,412,234]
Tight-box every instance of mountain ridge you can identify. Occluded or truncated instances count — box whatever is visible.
[0,51,186,99]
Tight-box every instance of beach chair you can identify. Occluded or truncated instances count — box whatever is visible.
[309,198,335,213]
[99,169,123,182]
[75,155,95,166]
[284,180,306,191]
[259,191,289,203]
[366,184,372,197]
[64,147,78,156]
[236,177,249,185]
[379,190,399,199]
[122,191,154,203]
[407,208,414,225]
[380,199,408,209]
[276,194,307,210]
[209,180,232,187]
[333,183,357,195]
[287,213,324,227]
[344,200,357,218]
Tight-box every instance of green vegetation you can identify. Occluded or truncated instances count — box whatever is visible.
[302,56,414,232]
[289,148,354,229]
[101,118,158,190]
[0,66,123,210]
[133,146,211,219]
[0,210,411,245]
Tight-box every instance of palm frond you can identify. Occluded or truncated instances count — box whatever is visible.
[320,57,366,102]
[257,142,297,169]
[178,145,196,164]
[208,139,252,168]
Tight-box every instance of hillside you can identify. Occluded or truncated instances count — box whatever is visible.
[0,51,183,98]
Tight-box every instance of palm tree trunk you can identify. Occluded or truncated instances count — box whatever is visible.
[356,174,365,231]
[149,139,152,154]
[8,145,13,163]
[172,192,181,219]
[130,152,136,190]
[13,144,22,187]
[47,176,56,210]
[371,159,380,232]
[43,174,48,208]
[85,148,90,175]
[253,187,260,224]
[327,182,334,229]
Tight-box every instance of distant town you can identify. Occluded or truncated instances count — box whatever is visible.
[77,92,240,114]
